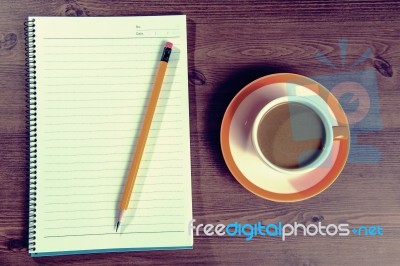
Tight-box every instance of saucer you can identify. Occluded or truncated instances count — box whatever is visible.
[220,73,350,202]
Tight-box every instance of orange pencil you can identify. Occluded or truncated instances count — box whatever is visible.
[116,42,173,232]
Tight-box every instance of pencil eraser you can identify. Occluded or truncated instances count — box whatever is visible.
[165,42,173,49]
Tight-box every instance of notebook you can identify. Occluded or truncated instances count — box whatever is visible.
[26,15,192,257]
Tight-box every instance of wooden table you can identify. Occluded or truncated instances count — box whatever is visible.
[1,1,400,265]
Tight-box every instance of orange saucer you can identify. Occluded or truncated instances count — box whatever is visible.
[220,73,350,202]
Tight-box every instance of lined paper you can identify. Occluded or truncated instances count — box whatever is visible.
[31,16,192,255]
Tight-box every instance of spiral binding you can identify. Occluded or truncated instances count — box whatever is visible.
[25,18,37,252]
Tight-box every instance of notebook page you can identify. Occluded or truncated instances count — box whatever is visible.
[32,16,192,254]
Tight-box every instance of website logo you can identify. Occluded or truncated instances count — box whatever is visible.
[312,39,382,163]
[189,219,384,241]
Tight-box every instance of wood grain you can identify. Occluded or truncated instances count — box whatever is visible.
[1,0,400,265]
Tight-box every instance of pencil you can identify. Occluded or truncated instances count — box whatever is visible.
[115,41,173,232]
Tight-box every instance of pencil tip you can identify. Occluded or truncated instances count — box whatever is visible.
[116,210,124,232]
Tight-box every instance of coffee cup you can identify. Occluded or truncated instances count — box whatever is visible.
[251,95,347,174]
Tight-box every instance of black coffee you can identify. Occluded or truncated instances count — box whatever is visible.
[257,102,326,169]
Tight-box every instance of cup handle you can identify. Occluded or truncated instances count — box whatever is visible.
[333,126,349,140]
